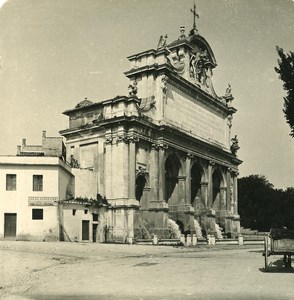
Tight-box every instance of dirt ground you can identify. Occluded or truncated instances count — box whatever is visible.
[0,241,293,300]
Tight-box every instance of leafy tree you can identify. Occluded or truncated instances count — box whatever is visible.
[275,46,294,136]
[238,175,293,231]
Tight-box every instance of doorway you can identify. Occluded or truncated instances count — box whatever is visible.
[4,213,17,238]
[92,223,98,242]
[82,220,90,241]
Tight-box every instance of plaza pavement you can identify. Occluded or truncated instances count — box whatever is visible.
[0,241,293,300]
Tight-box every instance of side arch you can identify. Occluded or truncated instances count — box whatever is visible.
[190,162,205,208]
[165,154,183,204]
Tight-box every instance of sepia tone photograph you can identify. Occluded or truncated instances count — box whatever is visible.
[0,0,294,299]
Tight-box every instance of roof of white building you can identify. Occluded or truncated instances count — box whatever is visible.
[0,156,72,174]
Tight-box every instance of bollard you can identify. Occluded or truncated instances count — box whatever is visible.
[192,234,197,246]
[152,235,158,245]
[206,234,211,245]
[211,235,216,245]
[186,234,192,246]
[238,235,244,246]
[180,234,185,245]
[127,237,133,244]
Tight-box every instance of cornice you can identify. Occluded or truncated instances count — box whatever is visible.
[157,125,242,167]
[124,63,174,78]
[62,96,140,116]
[127,48,170,61]
[60,113,242,167]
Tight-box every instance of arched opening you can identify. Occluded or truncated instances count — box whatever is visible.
[191,163,203,208]
[176,220,185,234]
[135,175,146,201]
[212,169,222,204]
[165,155,182,204]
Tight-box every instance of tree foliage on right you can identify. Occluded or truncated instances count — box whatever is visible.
[238,175,294,231]
[275,46,294,136]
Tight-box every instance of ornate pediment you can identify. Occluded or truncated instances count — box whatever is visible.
[167,32,217,98]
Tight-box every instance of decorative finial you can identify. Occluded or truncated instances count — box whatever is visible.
[190,2,199,36]
[157,34,168,50]
[224,83,234,106]
[179,26,186,39]
[225,84,232,97]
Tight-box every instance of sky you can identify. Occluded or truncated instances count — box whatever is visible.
[0,0,294,189]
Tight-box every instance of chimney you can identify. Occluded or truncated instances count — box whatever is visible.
[42,130,46,139]
[22,139,26,146]
[16,145,21,155]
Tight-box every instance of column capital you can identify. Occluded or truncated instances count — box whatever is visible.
[105,136,113,144]
[208,160,215,167]
[186,153,194,160]
[116,133,128,144]
[127,134,139,143]
[151,143,159,150]
[229,169,239,176]
[158,142,168,150]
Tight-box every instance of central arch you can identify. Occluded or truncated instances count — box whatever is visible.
[191,163,203,209]
[165,154,182,205]
[212,168,226,215]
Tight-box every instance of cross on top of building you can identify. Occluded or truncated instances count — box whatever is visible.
[190,2,199,36]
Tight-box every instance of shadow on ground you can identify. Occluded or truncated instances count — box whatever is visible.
[260,258,294,273]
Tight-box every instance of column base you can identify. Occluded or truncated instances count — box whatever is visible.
[148,200,169,211]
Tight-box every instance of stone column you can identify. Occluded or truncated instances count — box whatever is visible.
[111,132,129,199]
[158,143,168,202]
[219,187,227,227]
[233,172,239,214]
[178,176,186,205]
[230,172,237,213]
[200,182,208,208]
[185,154,193,205]
[226,170,232,211]
[97,141,105,196]
[104,135,113,199]
[128,135,139,200]
[207,161,215,208]
[150,143,159,201]
[219,187,226,211]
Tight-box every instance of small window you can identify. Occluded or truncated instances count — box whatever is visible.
[72,209,76,216]
[84,209,88,214]
[6,174,16,191]
[93,214,98,221]
[33,175,43,191]
[32,209,43,220]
